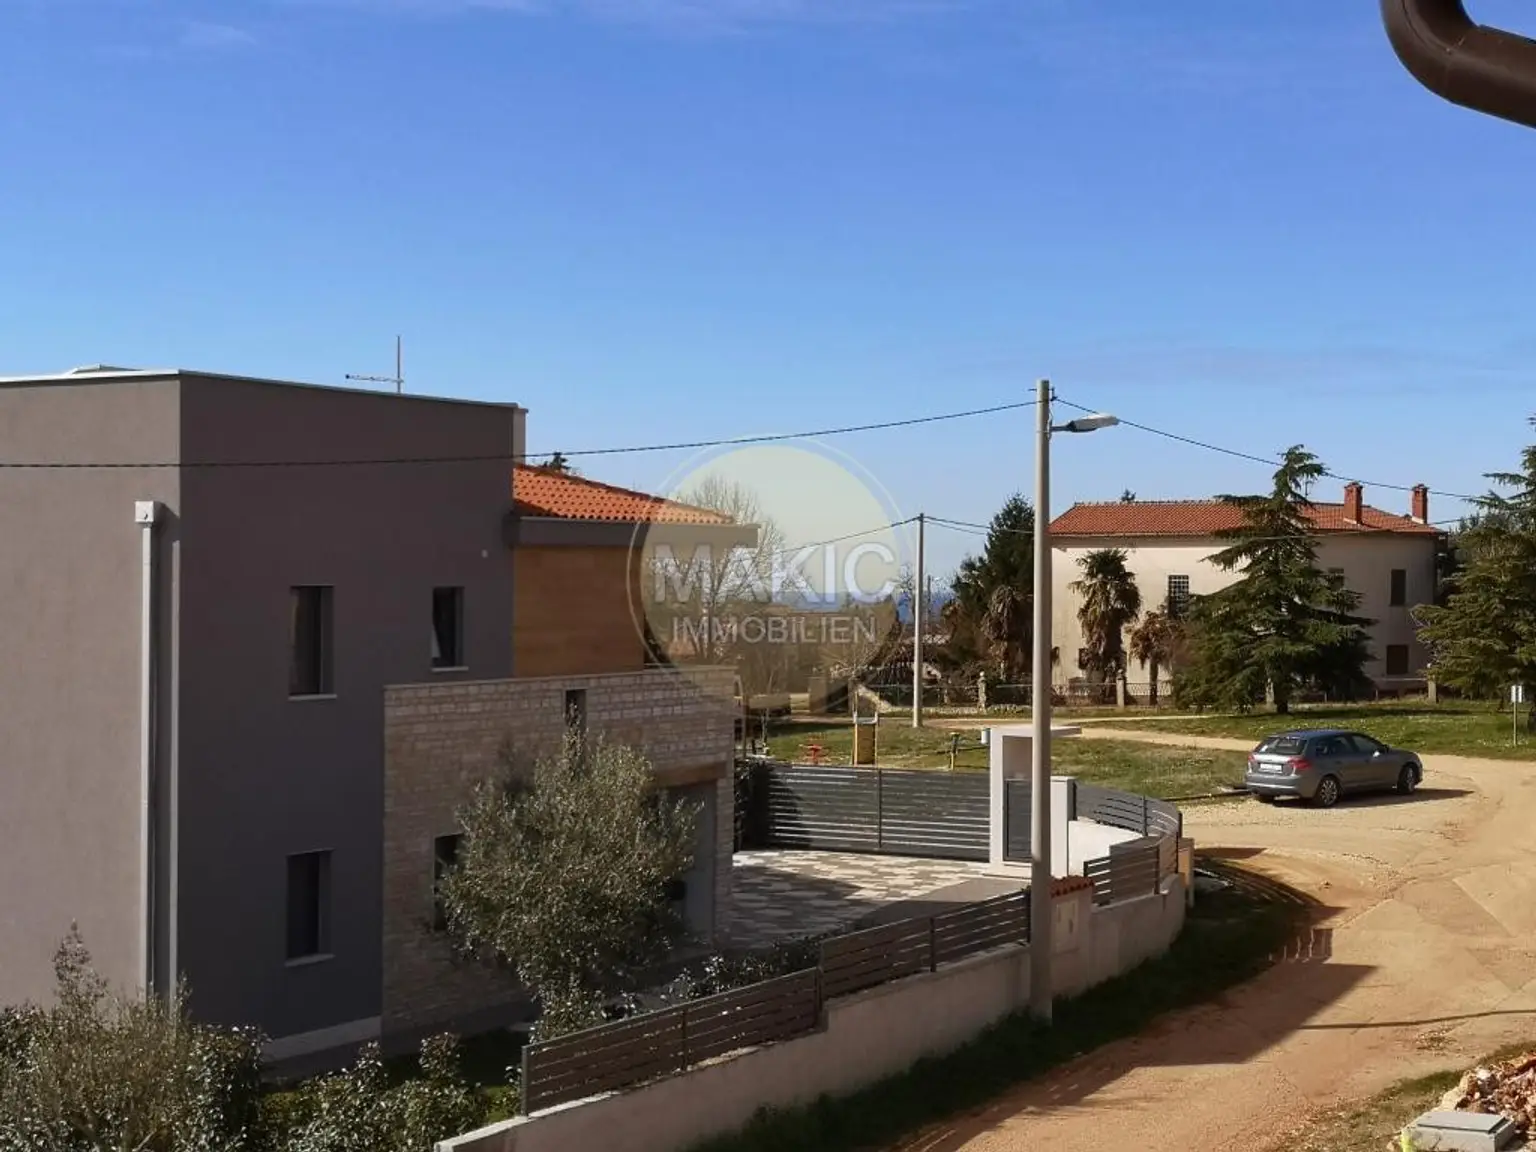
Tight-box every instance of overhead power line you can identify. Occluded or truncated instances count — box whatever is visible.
[926,512,1465,545]
[1052,397,1484,503]
[0,398,1039,470]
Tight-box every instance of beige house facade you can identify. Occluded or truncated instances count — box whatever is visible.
[1049,482,1441,692]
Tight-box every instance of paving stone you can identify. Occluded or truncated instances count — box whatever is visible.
[723,850,994,949]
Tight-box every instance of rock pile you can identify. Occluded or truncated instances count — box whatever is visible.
[1438,1051,1536,1139]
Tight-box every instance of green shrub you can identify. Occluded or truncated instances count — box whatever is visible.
[0,929,265,1152]
[271,1037,481,1152]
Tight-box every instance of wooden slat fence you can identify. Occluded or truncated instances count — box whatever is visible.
[519,890,1033,1113]
[521,968,820,1113]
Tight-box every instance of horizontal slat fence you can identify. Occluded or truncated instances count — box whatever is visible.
[761,764,988,861]
[819,917,935,999]
[520,890,1033,1113]
[1078,782,1183,842]
[1083,836,1162,906]
[523,771,1187,1115]
[522,969,820,1113]
[932,889,1030,965]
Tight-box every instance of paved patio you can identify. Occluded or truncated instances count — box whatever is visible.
[723,849,1017,950]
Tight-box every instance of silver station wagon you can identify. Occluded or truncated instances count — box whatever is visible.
[1244,728,1424,808]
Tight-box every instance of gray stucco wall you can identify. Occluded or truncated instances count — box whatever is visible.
[174,374,520,1043]
[0,376,183,1005]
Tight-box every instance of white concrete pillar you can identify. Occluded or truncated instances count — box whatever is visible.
[986,724,1082,877]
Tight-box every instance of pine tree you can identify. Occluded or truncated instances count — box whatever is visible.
[945,494,1034,678]
[1175,447,1374,713]
[1415,418,1536,712]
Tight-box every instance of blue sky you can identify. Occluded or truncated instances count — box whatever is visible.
[4,0,1536,579]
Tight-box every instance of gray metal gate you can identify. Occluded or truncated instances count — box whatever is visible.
[761,764,988,861]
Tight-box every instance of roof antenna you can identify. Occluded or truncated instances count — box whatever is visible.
[347,335,404,394]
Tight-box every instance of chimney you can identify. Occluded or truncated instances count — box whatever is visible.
[1343,481,1363,523]
[1411,484,1429,524]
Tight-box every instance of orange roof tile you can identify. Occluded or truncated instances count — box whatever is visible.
[1051,875,1096,898]
[512,465,731,525]
[1049,500,1438,538]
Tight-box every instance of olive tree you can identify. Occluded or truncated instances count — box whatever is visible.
[437,732,699,1042]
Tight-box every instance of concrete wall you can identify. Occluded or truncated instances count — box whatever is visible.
[0,375,183,1004]
[1066,820,1142,876]
[172,374,521,1050]
[438,876,1188,1152]
[511,545,649,677]
[1052,530,1438,687]
[381,667,736,1038]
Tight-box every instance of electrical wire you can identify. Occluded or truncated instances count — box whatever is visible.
[925,512,1465,545]
[0,399,1040,470]
[1052,396,1485,503]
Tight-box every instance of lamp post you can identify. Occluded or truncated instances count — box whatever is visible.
[1029,380,1117,1022]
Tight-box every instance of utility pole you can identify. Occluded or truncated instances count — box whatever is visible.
[912,513,925,729]
[347,334,404,394]
[1029,381,1054,1022]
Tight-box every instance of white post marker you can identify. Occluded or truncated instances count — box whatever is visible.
[1513,684,1525,746]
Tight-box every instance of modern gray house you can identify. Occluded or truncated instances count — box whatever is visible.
[0,367,523,1055]
[0,365,741,1062]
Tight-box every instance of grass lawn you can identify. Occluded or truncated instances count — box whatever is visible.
[1094,699,1536,760]
[1287,1039,1534,1151]
[690,861,1307,1152]
[768,721,1246,799]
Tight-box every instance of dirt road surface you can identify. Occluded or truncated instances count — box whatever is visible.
[894,731,1536,1152]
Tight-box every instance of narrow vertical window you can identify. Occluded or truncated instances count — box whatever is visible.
[432,587,465,669]
[286,851,332,960]
[290,586,334,697]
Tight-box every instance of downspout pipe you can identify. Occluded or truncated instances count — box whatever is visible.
[1383,0,1536,130]
[135,500,160,999]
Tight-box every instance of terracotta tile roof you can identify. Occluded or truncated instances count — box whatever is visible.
[512,465,731,525]
[1049,500,1438,538]
[1051,875,1096,898]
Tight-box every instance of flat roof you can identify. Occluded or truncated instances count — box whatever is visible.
[0,366,526,412]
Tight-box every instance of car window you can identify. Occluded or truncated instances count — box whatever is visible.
[1312,736,1344,757]
[1255,735,1305,755]
[1347,734,1384,754]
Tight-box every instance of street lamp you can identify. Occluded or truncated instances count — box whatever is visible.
[1029,381,1117,1022]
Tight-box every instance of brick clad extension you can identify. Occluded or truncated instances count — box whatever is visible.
[381,666,736,1037]
[513,545,650,676]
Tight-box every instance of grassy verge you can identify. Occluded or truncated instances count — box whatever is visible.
[1094,699,1536,759]
[689,865,1305,1152]
[1287,1039,1535,1151]
[768,721,1245,798]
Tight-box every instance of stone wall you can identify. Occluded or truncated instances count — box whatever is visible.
[381,666,736,1038]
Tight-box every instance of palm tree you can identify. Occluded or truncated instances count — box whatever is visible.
[1128,601,1183,706]
[981,582,1031,680]
[1069,549,1142,689]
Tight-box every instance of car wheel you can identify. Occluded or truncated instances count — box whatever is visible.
[1397,765,1418,795]
[1312,775,1341,808]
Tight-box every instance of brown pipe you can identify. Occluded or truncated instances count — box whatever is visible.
[1383,0,1536,129]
